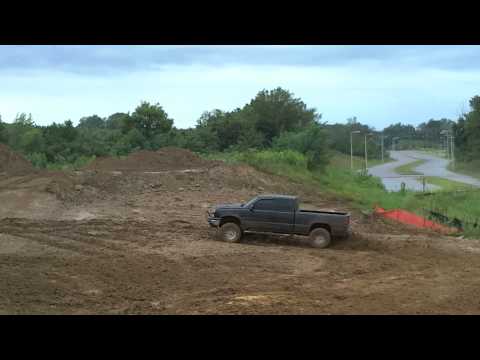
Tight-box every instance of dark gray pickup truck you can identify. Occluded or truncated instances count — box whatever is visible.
[207,195,350,248]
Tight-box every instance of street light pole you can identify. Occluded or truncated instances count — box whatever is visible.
[350,132,354,170]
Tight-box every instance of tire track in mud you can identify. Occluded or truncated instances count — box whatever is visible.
[0,217,209,257]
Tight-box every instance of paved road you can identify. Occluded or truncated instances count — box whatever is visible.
[368,150,480,192]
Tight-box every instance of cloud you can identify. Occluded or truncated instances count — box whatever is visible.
[1,45,480,131]
[1,45,480,75]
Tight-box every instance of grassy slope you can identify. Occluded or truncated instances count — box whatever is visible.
[448,161,480,181]
[330,152,393,172]
[424,177,475,192]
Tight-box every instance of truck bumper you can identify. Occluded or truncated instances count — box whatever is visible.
[340,225,352,238]
[208,217,221,228]
[333,225,352,239]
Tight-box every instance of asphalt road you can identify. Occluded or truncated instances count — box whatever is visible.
[368,150,480,192]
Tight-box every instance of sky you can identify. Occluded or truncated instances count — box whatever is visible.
[1,45,479,130]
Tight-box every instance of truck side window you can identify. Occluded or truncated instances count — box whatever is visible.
[254,199,292,212]
[275,199,293,212]
[254,200,276,210]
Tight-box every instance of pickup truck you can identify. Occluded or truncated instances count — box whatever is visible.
[207,195,350,248]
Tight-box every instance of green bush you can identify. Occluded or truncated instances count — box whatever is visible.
[26,152,48,169]
[272,124,329,170]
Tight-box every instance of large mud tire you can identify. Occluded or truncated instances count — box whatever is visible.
[219,222,242,243]
[309,228,331,249]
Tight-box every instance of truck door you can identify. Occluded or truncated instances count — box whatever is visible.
[249,198,295,233]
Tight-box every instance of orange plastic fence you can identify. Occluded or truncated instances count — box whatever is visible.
[374,207,458,234]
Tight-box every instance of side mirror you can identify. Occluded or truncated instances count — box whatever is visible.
[249,206,254,212]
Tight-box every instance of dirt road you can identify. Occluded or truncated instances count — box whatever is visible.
[1,146,480,314]
[369,150,480,191]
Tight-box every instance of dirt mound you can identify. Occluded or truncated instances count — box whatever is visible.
[0,144,34,175]
[86,147,214,172]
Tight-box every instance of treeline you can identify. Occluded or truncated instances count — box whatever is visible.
[375,95,480,165]
[380,119,455,150]
[453,96,480,163]
[0,87,389,171]
[19,86,480,172]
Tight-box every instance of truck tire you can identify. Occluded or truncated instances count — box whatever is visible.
[309,228,331,249]
[219,222,242,243]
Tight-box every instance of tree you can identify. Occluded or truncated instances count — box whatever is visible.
[19,128,44,154]
[78,115,106,129]
[7,113,36,151]
[131,101,173,140]
[459,95,480,161]
[106,112,133,133]
[243,87,319,146]
[416,118,454,149]
[0,115,7,143]
[42,120,78,162]
[383,122,418,149]
[323,120,381,158]
[14,113,34,127]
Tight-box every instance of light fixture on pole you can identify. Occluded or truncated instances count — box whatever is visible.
[350,130,361,171]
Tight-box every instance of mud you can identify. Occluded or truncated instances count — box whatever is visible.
[86,147,214,172]
[0,143,35,175]
[1,147,480,314]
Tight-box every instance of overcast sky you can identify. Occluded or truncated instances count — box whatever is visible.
[1,45,479,130]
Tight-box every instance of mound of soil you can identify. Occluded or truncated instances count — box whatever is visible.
[86,147,213,172]
[0,144,34,175]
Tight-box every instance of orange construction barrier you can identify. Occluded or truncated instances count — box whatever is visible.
[374,207,459,234]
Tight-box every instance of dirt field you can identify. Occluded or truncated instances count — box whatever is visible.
[1,146,480,314]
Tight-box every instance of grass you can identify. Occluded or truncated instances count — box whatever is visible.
[328,151,393,171]
[45,156,96,171]
[205,149,480,238]
[394,159,426,175]
[447,160,480,181]
[424,177,475,192]
[418,148,448,158]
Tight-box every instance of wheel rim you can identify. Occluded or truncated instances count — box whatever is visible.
[224,230,237,241]
[314,234,327,246]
